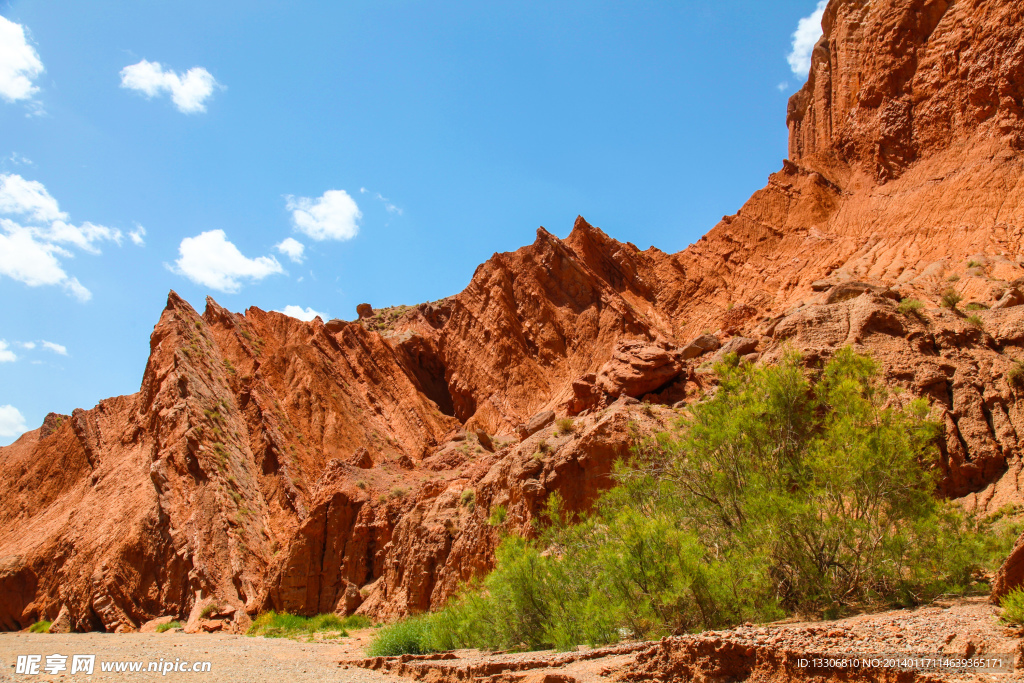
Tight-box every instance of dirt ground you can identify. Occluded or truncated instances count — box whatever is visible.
[0,628,402,683]
[1,599,1021,683]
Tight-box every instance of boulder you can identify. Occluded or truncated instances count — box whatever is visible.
[324,318,346,334]
[681,335,721,360]
[474,429,494,452]
[47,604,71,634]
[517,410,555,441]
[347,448,373,469]
[356,303,374,319]
[339,582,363,616]
[825,281,876,304]
[567,374,601,415]
[993,288,1024,310]
[596,340,683,398]
[714,336,758,361]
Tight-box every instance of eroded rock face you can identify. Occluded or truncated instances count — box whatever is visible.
[4,0,1024,628]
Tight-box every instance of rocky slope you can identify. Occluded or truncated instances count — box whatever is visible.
[3,0,1024,633]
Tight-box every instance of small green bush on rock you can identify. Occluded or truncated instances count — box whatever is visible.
[366,615,435,656]
[1001,588,1024,625]
[247,610,369,638]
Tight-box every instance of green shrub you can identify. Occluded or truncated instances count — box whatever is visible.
[947,274,960,282]
[199,604,221,619]
[488,505,507,526]
[1008,362,1024,392]
[366,615,435,656]
[156,621,182,633]
[967,314,984,329]
[460,489,475,510]
[29,620,51,633]
[402,348,1016,652]
[1000,588,1024,625]
[964,302,989,311]
[897,298,925,317]
[555,417,575,435]
[941,289,963,309]
[247,610,367,638]
[967,260,982,268]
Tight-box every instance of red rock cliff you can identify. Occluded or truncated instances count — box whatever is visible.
[4,0,1024,630]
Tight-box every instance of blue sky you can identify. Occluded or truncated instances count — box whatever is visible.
[0,0,827,444]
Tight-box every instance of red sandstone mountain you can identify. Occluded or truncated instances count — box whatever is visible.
[3,0,1024,632]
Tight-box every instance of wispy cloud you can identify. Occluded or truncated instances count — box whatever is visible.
[359,187,403,215]
[0,340,16,363]
[41,340,67,356]
[120,59,220,114]
[129,224,146,246]
[787,0,828,78]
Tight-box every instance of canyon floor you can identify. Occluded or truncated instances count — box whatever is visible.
[1,598,1019,682]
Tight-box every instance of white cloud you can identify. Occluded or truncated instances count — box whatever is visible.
[16,341,35,350]
[777,81,790,92]
[275,305,327,322]
[129,224,146,246]
[787,0,828,77]
[41,340,67,356]
[120,59,219,114]
[171,229,284,293]
[0,172,67,223]
[0,173,129,300]
[0,222,75,287]
[275,237,305,263]
[286,190,361,241]
[0,340,16,362]
[0,404,27,437]
[0,17,44,103]
[7,152,33,166]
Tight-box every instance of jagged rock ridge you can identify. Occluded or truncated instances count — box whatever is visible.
[3,0,1024,631]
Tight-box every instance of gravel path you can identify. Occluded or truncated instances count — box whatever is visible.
[0,629,404,683]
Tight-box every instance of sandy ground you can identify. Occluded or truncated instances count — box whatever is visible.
[2,599,1020,683]
[0,628,403,683]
